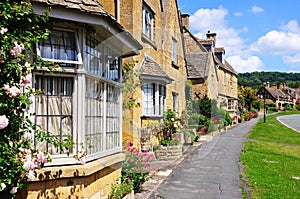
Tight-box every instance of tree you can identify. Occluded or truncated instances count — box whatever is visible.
[238,86,258,111]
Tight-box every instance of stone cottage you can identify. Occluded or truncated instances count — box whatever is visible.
[20,0,142,198]
[101,0,187,149]
[182,14,238,118]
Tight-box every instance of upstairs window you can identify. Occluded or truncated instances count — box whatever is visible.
[172,38,178,65]
[142,4,154,40]
[38,29,82,66]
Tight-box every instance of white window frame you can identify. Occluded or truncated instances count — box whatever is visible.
[142,4,154,40]
[228,99,234,110]
[33,28,122,165]
[36,29,83,65]
[172,38,178,65]
[142,82,166,117]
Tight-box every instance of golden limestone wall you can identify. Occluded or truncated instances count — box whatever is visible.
[120,0,187,147]
[17,154,124,199]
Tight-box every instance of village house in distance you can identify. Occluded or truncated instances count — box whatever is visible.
[182,14,239,119]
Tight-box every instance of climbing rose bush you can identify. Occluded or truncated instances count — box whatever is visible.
[0,1,82,198]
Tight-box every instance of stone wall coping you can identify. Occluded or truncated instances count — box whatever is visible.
[34,153,125,182]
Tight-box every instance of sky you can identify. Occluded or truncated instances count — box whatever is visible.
[177,0,300,73]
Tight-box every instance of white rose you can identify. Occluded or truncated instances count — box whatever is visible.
[0,115,9,129]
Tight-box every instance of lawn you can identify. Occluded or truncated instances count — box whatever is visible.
[240,111,300,199]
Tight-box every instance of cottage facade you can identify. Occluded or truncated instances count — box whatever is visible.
[182,16,238,118]
[21,0,142,198]
[101,0,187,149]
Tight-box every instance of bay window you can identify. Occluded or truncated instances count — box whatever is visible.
[34,28,122,163]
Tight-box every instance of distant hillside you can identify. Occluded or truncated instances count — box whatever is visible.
[238,71,300,89]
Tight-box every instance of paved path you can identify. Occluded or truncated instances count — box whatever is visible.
[277,114,300,132]
[151,118,260,199]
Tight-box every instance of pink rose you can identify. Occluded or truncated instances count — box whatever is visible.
[10,187,18,194]
[0,115,9,129]
[4,85,20,97]
[22,74,32,85]
[0,27,8,35]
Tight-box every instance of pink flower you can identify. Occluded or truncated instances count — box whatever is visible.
[80,156,86,165]
[0,115,9,129]
[37,152,48,164]
[10,42,25,56]
[21,74,32,86]
[4,85,20,97]
[0,27,8,35]
[10,187,18,194]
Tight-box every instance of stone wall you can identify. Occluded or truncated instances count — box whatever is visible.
[17,153,124,199]
[155,145,183,161]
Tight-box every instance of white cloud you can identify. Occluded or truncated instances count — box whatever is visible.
[250,29,300,55]
[280,20,300,34]
[234,12,243,17]
[250,5,264,13]
[190,6,245,55]
[283,53,300,64]
[227,56,264,73]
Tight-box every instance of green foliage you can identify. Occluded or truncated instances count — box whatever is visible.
[240,112,300,198]
[238,71,300,89]
[161,109,180,140]
[160,139,179,146]
[109,180,133,199]
[122,62,140,109]
[284,103,293,111]
[121,142,154,193]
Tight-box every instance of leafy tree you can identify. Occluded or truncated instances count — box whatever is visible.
[238,86,258,111]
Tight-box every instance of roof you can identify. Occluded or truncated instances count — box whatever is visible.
[213,55,238,76]
[257,86,294,102]
[32,0,110,16]
[31,0,142,56]
[140,58,173,83]
[186,53,210,79]
[215,47,225,54]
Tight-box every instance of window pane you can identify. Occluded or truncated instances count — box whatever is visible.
[105,47,120,82]
[142,83,154,115]
[85,36,103,76]
[172,38,177,64]
[159,85,166,115]
[85,78,104,154]
[34,75,73,155]
[40,30,78,63]
[106,84,120,150]
[142,4,154,40]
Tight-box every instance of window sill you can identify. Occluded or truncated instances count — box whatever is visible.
[172,61,179,69]
[141,33,157,50]
[33,152,125,182]
[141,115,163,120]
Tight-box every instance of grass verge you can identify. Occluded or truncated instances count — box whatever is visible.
[240,111,300,199]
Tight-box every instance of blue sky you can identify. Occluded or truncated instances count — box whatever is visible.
[177,0,300,73]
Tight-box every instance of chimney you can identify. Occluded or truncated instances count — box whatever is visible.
[271,84,277,89]
[206,30,217,47]
[181,14,190,29]
[279,83,283,90]
[265,82,270,88]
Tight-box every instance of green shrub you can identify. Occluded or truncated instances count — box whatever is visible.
[109,180,133,199]
[160,139,179,146]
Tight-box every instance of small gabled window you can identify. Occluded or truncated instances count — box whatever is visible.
[37,29,82,66]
